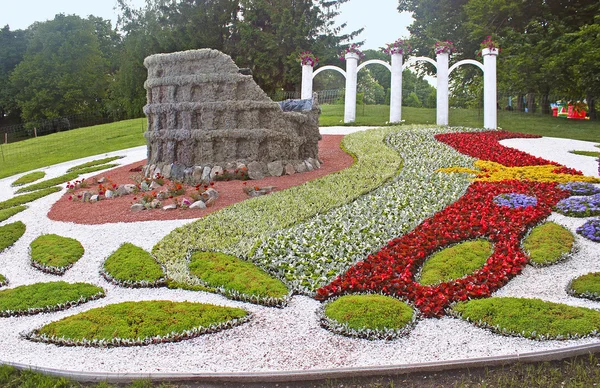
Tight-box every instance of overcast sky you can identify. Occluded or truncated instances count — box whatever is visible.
[0,0,412,50]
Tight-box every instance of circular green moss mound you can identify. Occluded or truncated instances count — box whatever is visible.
[568,272,600,301]
[451,297,600,340]
[11,171,46,187]
[523,222,575,267]
[189,251,289,304]
[322,294,415,339]
[0,221,26,252]
[0,274,7,287]
[418,239,492,286]
[0,281,104,317]
[0,206,27,223]
[102,243,165,287]
[30,234,85,275]
[27,301,249,347]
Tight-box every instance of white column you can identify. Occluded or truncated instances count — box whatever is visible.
[301,64,314,100]
[436,52,449,126]
[389,53,403,123]
[483,48,499,129]
[344,52,359,123]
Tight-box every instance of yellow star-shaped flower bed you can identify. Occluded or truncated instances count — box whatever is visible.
[438,161,600,183]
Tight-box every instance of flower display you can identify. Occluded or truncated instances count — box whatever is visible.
[555,194,600,217]
[298,51,318,67]
[493,193,538,209]
[558,182,600,196]
[383,39,411,56]
[434,40,455,55]
[479,36,500,54]
[340,44,365,61]
[576,218,600,242]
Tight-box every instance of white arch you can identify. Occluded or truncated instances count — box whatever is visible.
[312,65,347,79]
[357,59,392,72]
[402,56,437,71]
[449,59,484,75]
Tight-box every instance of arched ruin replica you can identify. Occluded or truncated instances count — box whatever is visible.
[143,49,321,182]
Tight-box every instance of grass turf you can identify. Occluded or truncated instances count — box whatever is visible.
[324,294,414,331]
[0,187,61,211]
[11,171,45,187]
[102,243,165,285]
[0,206,26,223]
[418,239,493,286]
[452,297,600,339]
[32,301,247,342]
[66,156,123,172]
[30,234,85,270]
[0,281,103,315]
[523,222,575,266]
[189,251,289,299]
[0,221,26,252]
[569,150,600,157]
[569,272,600,301]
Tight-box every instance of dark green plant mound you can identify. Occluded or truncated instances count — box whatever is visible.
[0,281,104,317]
[0,206,26,223]
[0,187,61,211]
[451,297,600,340]
[189,251,289,306]
[30,234,85,275]
[321,294,416,340]
[523,222,575,266]
[418,239,493,285]
[66,156,122,172]
[568,272,600,301]
[101,243,165,287]
[0,274,7,287]
[0,221,26,252]
[25,300,250,347]
[11,171,46,187]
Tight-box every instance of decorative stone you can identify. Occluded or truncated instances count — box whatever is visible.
[247,161,267,180]
[308,157,320,169]
[304,160,314,172]
[98,177,107,184]
[204,188,219,200]
[210,166,224,180]
[192,166,204,183]
[170,164,185,181]
[105,190,114,199]
[294,162,307,174]
[116,184,136,196]
[202,166,212,183]
[82,192,92,202]
[153,167,161,177]
[150,181,162,190]
[150,199,161,209]
[267,161,284,177]
[205,197,216,207]
[90,195,99,203]
[284,163,295,175]
[140,181,150,192]
[131,204,145,212]
[161,163,172,179]
[190,200,207,209]
[162,204,177,211]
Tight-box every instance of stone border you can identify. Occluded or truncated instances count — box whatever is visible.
[3,343,600,384]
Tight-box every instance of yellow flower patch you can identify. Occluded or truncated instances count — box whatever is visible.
[438,161,600,183]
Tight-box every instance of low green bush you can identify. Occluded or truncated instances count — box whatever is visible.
[67,156,122,172]
[568,272,600,301]
[0,221,26,252]
[102,243,165,287]
[0,187,61,211]
[15,164,118,194]
[30,234,85,275]
[418,239,492,285]
[0,274,7,287]
[523,222,575,266]
[321,294,416,339]
[189,251,289,302]
[27,300,249,346]
[0,281,104,317]
[0,206,26,222]
[11,171,46,187]
[451,297,600,339]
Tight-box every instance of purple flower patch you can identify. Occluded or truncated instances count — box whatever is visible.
[558,182,600,196]
[493,193,538,209]
[577,218,600,242]
[555,194,600,217]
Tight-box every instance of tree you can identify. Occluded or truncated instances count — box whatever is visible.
[0,25,28,125]
[9,15,112,123]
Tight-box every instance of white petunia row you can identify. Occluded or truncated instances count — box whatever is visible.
[251,127,480,294]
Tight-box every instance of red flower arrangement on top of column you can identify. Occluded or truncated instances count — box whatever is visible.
[316,131,580,318]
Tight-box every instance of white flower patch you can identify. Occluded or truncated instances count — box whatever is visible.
[251,127,481,294]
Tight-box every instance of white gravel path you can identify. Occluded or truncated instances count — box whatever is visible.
[0,130,599,374]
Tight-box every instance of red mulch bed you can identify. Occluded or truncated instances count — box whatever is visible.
[48,135,353,225]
